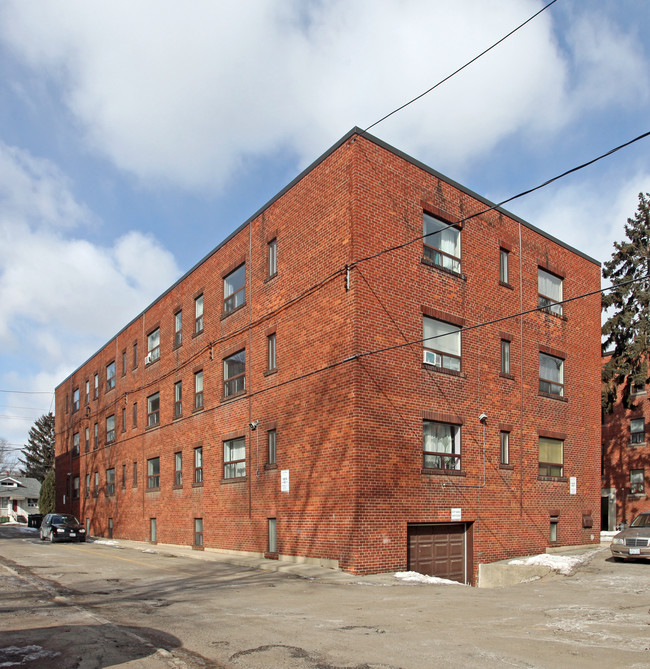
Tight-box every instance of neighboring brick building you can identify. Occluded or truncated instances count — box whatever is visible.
[54,128,602,584]
[601,356,650,530]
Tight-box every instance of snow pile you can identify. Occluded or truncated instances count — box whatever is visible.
[394,571,466,585]
[91,539,122,548]
[15,526,38,534]
[508,551,596,576]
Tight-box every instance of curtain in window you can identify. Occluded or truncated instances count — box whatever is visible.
[539,353,563,383]
[423,317,460,356]
[423,422,458,454]
[423,214,460,257]
[538,269,562,300]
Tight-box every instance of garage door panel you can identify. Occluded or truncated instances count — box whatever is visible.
[408,523,469,584]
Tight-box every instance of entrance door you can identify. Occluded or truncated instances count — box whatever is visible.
[408,523,470,584]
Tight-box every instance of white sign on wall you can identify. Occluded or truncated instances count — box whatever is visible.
[451,508,462,521]
[281,469,290,492]
[569,477,577,495]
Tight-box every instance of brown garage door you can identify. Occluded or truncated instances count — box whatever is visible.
[408,523,469,584]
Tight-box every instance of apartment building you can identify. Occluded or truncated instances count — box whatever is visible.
[54,128,602,584]
[601,356,650,529]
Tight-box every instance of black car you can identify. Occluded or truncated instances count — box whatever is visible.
[39,513,86,543]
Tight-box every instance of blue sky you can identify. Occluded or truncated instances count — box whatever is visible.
[1,0,649,465]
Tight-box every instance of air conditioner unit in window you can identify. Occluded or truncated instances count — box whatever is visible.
[144,352,152,364]
[423,350,441,366]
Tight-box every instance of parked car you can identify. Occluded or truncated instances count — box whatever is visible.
[39,514,86,543]
[610,511,650,560]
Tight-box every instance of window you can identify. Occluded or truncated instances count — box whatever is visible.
[550,515,559,542]
[84,427,89,452]
[93,422,98,449]
[73,476,79,500]
[133,342,138,369]
[423,212,461,273]
[631,418,645,444]
[194,447,203,484]
[174,452,182,486]
[267,333,277,371]
[106,361,116,391]
[147,457,160,489]
[150,518,157,543]
[195,294,204,334]
[632,381,646,395]
[423,316,461,372]
[500,340,510,375]
[72,388,80,413]
[539,353,564,397]
[133,402,138,428]
[85,474,90,497]
[539,437,563,477]
[224,351,245,397]
[194,371,204,409]
[94,471,99,496]
[121,407,126,433]
[224,437,246,478]
[194,518,203,546]
[268,429,277,465]
[268,518,277,554]
[174,310,182,347]
[538,268,563,316]
[224,264,245,314]
[85,380,90,404]
[108,518,113,539]
[174,381,182,417]
[122,464,126,489]
[106,468,115,496]
[147,392,160,427]
[268,238,277,277]
[500,431,510,465]
[423,420,461,470]
[106,415,115,444]
[630,469,645,494]
[72,432,79,456]
[122,349,127,375]
[94,373,99,399]
[500,248,509,284]
[133,461,138,488]
[147,328,160,363]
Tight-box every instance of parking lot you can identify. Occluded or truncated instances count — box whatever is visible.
[1,524,649,668]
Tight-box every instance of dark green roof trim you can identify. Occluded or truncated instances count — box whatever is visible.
[57,127,599,389]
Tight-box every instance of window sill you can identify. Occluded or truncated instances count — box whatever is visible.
[538,307,567,321]
[144,358,160,369]
[422,363,466,378]
[264,463,278,471]
[626,493,647,500]
[221,476,247,484]
[192,481,204,488]
[421,468,466,477]
[537,475,567,483]
[538,391,568,402]
[221,391,246,403]
[499,372,515,380]
[192,329,204,339]
[264,368,278,377]
[172,484,183,490]
[192,406,204,414]
[221,303,246,320]
[264,272,278,284]
[420,256,465,280]
[629,441,646,448]
[173,413,183,421]
[499,281,514,290]
[145,423,160,431]
[499,464,515,471]
[173,342,182,351]
[145,487,161,493]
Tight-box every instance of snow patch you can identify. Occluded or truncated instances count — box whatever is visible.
[394,571,466,585]
[91,539,123,548]
[0,645,60,667]
[508,551,597,575]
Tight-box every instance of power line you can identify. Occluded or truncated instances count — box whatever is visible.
[364,0,559,133]
[352,129,650,268]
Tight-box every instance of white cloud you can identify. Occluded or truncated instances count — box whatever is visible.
[0,0,647,190]
[0,142,181,359]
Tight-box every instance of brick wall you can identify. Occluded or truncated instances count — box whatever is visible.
[55,129,602,581]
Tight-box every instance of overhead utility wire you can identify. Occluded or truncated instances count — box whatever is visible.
[364,0,559,133]
[352,129,650,268]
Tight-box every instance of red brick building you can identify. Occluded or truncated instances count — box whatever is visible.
[601,356,650,529]
[54,128,602,584]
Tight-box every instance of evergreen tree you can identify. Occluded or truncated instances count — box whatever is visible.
[602,192,650,412]
[39,469,56,515]
[20,412,55,482]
